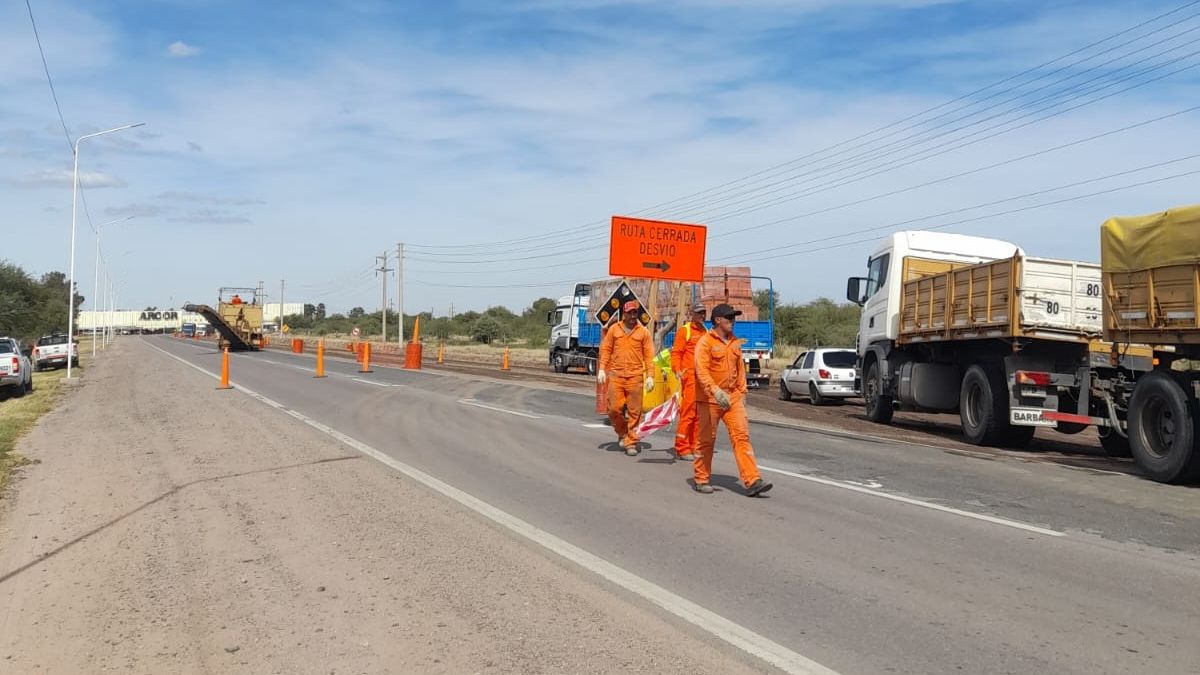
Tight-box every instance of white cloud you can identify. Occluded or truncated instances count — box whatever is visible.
[13,169,127,189]
[166,40,200,58]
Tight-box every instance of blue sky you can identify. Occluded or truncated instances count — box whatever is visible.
[3,0,1199,315]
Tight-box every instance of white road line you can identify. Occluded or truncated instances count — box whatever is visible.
[458,398,541,419]
[758,464,1065,538]
[582,423,609,429]
[144,340,839,675]
[352,378,394,387]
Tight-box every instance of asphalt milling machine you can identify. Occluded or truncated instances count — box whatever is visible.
[184,287,265,351]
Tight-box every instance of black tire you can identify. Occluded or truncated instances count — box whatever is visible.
[959,364,1011,447]
[1003,425,1036,449]
[1128,372,1200,484]
[586,354,597,376]
[809,382,827,406]
[13,380,26,399]
[863,360,894,423]
[1098,427,1132,457]
[779,379,793,401]
[551,351,567,374]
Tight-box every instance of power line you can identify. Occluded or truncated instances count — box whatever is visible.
[653,12,1200,221]
[672,37,1200,225]
[406,32,1200,263]
[403,0,1200,252]
[24,0,102,238]
[718,158,1200,265]
[409,101,1200,272]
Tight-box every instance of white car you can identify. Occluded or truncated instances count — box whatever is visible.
[0,337,34,398]
[779,347,859,405]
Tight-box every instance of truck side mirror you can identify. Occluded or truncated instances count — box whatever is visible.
[846,277,868,306]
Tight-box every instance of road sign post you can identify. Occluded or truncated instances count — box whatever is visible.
[609,216,707,283]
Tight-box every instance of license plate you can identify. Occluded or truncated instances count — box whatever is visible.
[1010,407,1056,426]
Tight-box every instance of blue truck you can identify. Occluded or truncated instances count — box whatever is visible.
[547,279,776,388]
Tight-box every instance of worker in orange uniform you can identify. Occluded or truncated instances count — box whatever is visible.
[692,303,773,497]
[230,294,243,305]
[597,300,656,456]
[670,302,708,461]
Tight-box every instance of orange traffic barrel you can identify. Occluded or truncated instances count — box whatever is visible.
[404,342,423,369]
[291,338,304,353]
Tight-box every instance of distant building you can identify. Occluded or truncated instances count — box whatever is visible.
[75,303,307,333]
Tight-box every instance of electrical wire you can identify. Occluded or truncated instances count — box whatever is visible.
[718,162,1200,265]
[404,1,1200,252]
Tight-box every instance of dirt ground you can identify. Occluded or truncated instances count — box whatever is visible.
[0,339,765,675]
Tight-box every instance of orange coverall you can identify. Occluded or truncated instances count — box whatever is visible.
[693,329,763,488]
[599,321,655,447]
[670,320,705,456]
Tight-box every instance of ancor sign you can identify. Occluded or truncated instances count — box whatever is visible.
[139,310,180,321]
[609,215,707,283]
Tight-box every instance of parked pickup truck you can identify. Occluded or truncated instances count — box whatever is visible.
[0,337,33,398]
[32,333,78,371]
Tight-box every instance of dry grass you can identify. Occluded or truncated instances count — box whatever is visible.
[0,358,79,493]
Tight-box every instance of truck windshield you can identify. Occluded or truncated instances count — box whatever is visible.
[37,335,68,346]
[865,253,890,298]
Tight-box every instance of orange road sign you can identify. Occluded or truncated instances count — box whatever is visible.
[609,215,706,283]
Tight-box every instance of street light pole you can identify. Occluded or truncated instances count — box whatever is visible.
[92,216,134,357]
[66,122,144,380]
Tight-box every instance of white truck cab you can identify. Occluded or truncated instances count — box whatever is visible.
[851,231,1020,350]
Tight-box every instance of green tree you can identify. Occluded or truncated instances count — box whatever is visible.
[349,306,365,319]
[471,315,502,344]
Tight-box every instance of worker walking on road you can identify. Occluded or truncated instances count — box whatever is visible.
[692,303,773,497]
[598,300,656,456]
[670,302,708,461]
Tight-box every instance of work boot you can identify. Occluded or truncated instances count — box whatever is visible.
[624,444,640,456]
[693,483,714,494]
[673,447,696,461]
[745,479,773,497]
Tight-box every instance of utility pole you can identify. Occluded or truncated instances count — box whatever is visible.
[448,302,454,320]
[376,252,393,342]
[279,279,285,334]
[396,242,405,345]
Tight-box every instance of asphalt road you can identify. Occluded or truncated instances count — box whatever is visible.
[151,336,1200,675]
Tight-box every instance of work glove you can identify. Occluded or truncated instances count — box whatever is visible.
[645,376,655,392]
[597,369,607,385]
[713,388,732,410]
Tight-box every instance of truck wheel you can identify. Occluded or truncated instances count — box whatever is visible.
[552,351,567,374]
[863,361,894,423]
[779,380,793,401]
[586,354,597,376]
[1128,371,1200,483]
[959,364,1010,446]
[1003,425,1036,449]
[1098,427,1132,458]
[809,382,827,406]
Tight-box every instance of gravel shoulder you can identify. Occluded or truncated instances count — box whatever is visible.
[0,339,766,674]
